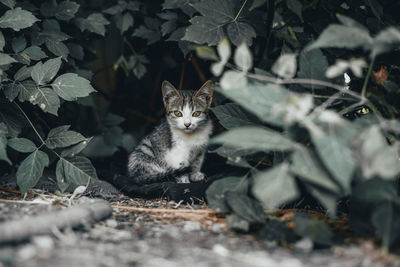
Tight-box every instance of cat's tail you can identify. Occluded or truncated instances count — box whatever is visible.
[129,166,192,185]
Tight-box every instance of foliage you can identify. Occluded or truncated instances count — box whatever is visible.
[1,0,400,251]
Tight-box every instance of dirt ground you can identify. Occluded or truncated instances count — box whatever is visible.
[0,177,399,267]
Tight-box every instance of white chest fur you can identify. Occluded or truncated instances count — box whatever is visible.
[164,122,212,169]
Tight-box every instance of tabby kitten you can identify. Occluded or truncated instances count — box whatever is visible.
[127,80,213,184]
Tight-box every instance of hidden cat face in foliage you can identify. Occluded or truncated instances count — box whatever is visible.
[162,80,213,133]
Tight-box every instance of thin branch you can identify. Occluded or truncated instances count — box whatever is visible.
[233,0,248,21]
[361,56,375,97]
[14,102,45,145]
[112,205,224,215]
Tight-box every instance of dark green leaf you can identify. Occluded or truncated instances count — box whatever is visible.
[306,24,372,51]
[371,202,400,249]
[45,39,69,60]
[82,135,118,157]
[0,30,4,51]
[211,126,294,151]
[60,137,92,157]
[0,7,39,31]
[211,103,256,129]
[56,156,97,187]
[103,1,127,15]
[226,22,256,46]
[133,25,161,45]
[225,191,266,224]
[226,214,250,232]
[23,46,47,61]
[182,16,224,46]
[191,0,234,23]
[161,20,176,36]
[290,146,340,193]
[51,73,96,101]
[31,57,62,85]
[0,102,25,137]
[76,13,109,36]
[16,150,49,194]
[14,66,32,81]
[0,122,11,164]
[293,212,333,245]
[0,0,15,9]
[259,220,299,243]
[7,137,36,153]
[40,1,57,17]
[115,12,133,34]
[297,49,328,88]
[252,163,299,209]
[30,87,60,115]
[0,53,16,65]
[46,125,86,149]
[17,80,36,102]
[56,159,70,192]
[12,36,27,53]
[55,1,80,21]
[102,113,125,127]
[66,43,84,60]
[206,176,243,212]
[286,0,303,21]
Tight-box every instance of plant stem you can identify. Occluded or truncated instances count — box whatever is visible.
[361,56,375,97]
[123,37,137,55]
[14,102,45,145]
[233,0,248,21]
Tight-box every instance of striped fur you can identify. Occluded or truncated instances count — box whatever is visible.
[127,80,213,184]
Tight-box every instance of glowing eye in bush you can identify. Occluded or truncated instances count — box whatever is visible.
[192,111,201,117]
[174,111,183,117]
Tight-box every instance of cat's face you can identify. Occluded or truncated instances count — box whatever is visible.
[162,80,213,133]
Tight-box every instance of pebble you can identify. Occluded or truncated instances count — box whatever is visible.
[105,219,118,228]
[183,221,201,232]
[32,235,55,251]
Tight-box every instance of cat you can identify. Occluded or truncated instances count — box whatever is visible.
[126,80,213,184]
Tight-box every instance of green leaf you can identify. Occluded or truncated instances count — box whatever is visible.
[211,126,294,152]
[290,146,340,193]
[103,1,127,15]
[14,66,32,81]
[306,24,373,51]
[353,125,400,179]
[0,0,15,9]
[51,73,96,101]
[115,12,134,34]
[371,202,400,249]
[0,102,25,137]
[226,214,250,232]
[132,25,161,45]
[56,156,97,189]
[76,13,110,36]
[17,80,36,102]
[206,176,243,212]
[0,52,17,65]
[55,1,80,21]
[226,22,256,46]
[252,163,299,209]
[7,137,36,153]
[0,7,39,31]
[211,103,256,129]
[182,16,225,46]
[23,46,47,61]
[12,36,27,53]
[312,126,356,194]
[0,30,4,51]
[293,212,333,245]
[16,150,49,194]
[234,42,252,72]
[195,46,218,61]
[218,83,289,126]
[0,122,11,164]
[286,0,303,21]
[31,57,62,85]
[297,49,328,88]
[66,43,84,60]
[46,125,86,149]
[191,0,234,23]
[225,191,266,224]
[30,87,60,115]
[60,137,91,157]
[56,159,70,192]
[45,39,69,60]
[272,53,297,78]
[372,27,400,57]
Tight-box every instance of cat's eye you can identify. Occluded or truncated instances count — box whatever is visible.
[174,111,183,117]
[192,111,201,117]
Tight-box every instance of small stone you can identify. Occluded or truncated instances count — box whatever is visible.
[32,235,54,251]
[105,219,118,228]
[211,223,225,233]
[182,221,201,232]
[17,245,37,261]
[293,237,313,253]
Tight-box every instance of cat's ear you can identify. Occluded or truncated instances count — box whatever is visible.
[194,80,213,106]
[162,80,180,105]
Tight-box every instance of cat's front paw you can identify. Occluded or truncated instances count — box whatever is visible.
[176,175,190,183]
[190,172,205,182]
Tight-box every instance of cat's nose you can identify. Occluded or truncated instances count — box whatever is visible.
[184,122,191,128]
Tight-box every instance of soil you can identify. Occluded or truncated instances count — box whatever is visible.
[0,175,399,267]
